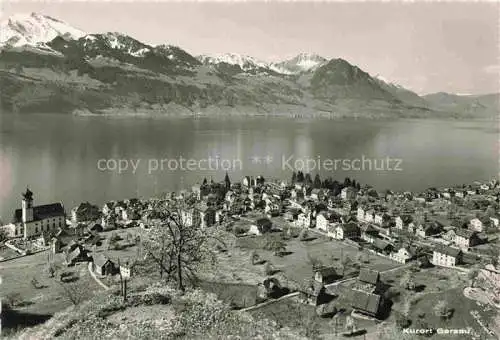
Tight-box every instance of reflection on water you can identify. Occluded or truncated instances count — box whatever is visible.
[0,114,497,220]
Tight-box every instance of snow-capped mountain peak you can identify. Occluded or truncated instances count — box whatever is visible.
[198,53,268,71]
[270,53,328,74]
[0,12,86,47]
[374,74,404,89]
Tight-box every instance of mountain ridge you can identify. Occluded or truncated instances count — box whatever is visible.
[0,12,496,118]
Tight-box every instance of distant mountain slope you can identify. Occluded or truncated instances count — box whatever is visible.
[423,92,499,117]
[0,12,494,119]
[309,58,399,103]
[374,75,429,108]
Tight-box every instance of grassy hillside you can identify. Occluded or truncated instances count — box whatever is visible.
[8,283,306,340]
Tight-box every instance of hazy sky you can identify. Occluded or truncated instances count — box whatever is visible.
[1,1,499,95]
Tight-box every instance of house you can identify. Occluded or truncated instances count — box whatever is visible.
[360,224,379,243]
[415,221,443,238]
[10,188,66,239]
[315,211,341,232]
[341,187,357,200]
[65,246,88,266]
[249,217,272,235]
[490,216,500,228]
[283,209,300,222]
[102,202,115,216]
[299,281,333,306]
[395,215,412,230]
[314,266,339,284]
[454,229,480,249]
[364,209,375,223]
[0,223,23,239]
[310,188,323,201]
[443,229,456,242]
[93,253,116,276]
[343,201,357,215]
[122,208,140,222]
[197,204,217,229]
[88,223,104,233]
[335,223,360,240]
[372,238,394,255]
[351,290,384,318]
[390,246,417,264]
[374,213,387,226]
[327,225,337,239]
[296,212,312,228]
[432,245,462,267]
[469,218,483,232]
[358,267,381,288]
[357,207,366,221]
[71,202,100,223]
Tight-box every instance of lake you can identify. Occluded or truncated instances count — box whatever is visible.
[0,114,497,221]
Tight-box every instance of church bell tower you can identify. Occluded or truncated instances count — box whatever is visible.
[22,187,34,223]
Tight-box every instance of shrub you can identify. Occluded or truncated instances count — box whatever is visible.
[141,292,171,306]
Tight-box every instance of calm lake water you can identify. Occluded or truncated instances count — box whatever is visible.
[0,114,497,221]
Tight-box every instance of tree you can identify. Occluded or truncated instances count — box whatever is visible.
[0,229,7,243]
[291,171,297,185]
[224,171,231,191]
[433,300,454,320]
[31,277,42,289]
[345,315,356,335]
[468,267,480,288]
[307,253,322,271]
[304,173,313,186]
[400,270,416,291]
[5,292,21,307]
[297,171,305,183]
[299,228,309,241]
[340,255,353,276]
[143,201,223,292]
[59,282,85,306]
[313,174,322,189]
[265,240,287,257]
[250,250,261,265]
[264,262,274,275]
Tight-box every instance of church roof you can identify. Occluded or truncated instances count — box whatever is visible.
[13,203,65,223]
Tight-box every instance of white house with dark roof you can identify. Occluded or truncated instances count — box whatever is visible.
[4,188,66,239]
[432,245,462,267]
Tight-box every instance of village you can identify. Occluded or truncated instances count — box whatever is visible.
[1,172,499,339]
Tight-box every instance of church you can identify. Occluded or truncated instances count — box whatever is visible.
[2,188,66,239]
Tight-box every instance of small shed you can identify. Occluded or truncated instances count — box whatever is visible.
[93,253,116,276]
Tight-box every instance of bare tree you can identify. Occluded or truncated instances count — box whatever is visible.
[143,201,223,292]
[59,282,85,306]
[433,300,454,320]
[265,239,287,257]
[467,267,480,288]
[345,315,356,335]
[400,270,416,291]
[4,292,21,307]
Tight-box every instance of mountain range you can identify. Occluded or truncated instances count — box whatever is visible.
[0,13,497,118]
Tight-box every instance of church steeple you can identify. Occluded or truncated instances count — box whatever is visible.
[23,187,33,201]
[22,186,34,223]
